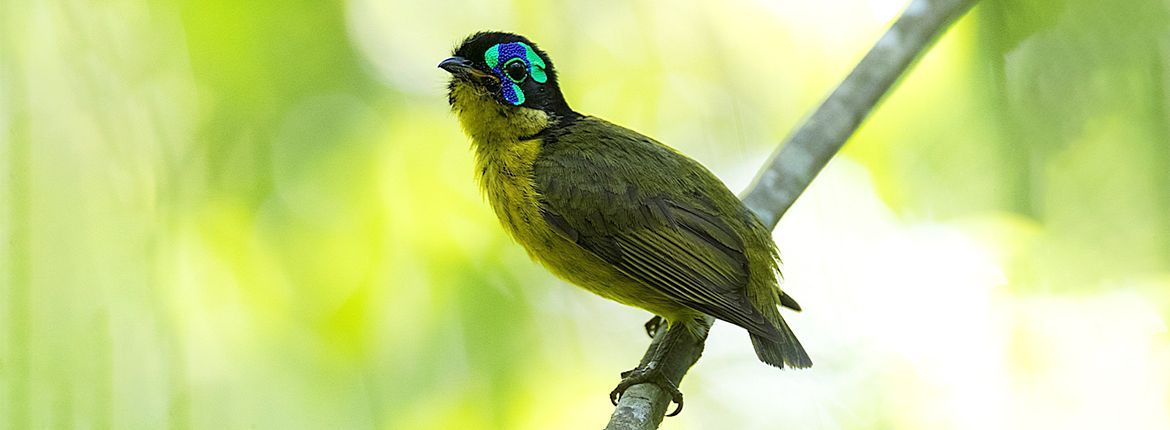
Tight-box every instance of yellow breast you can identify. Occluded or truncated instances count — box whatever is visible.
[450,80,553,248]
[474,138,544,245]
[449,80,694,321]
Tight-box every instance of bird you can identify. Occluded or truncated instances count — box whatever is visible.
[440,31,810,415]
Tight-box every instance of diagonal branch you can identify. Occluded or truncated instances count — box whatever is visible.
[604,0,979,428]
[743,0,979,229]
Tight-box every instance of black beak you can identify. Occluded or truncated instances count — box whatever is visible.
[439,56,497,83]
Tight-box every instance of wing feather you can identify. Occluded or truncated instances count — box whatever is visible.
[533,117,783,340]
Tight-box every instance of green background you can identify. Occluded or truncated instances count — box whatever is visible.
[2,0,1168,428]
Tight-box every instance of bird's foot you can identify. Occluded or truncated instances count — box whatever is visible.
[609,364,684,416]
[643,316,664,338]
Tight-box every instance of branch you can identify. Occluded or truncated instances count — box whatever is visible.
[605,0,979,428]
[743,0,979,228]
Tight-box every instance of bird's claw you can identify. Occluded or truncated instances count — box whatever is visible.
[609,365,685,416]
[643,316,663,338]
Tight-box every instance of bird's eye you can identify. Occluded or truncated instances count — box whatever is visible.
[503,59,528,83]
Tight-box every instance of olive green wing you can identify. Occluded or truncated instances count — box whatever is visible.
[533,122,783,340]
[539,196,782,340]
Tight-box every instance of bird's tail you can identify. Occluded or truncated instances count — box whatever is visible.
[750,315,812,369]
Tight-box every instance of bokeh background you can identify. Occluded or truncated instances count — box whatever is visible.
[2,0,1169,428]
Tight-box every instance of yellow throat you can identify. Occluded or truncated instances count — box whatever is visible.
[449,80,551,245]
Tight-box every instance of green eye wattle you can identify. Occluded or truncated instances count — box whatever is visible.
[504,59,528,83]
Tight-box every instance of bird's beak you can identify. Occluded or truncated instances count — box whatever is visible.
[439,56,497,84]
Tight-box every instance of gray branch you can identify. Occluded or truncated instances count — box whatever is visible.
[604,0,979,428]
[743,0,979,229]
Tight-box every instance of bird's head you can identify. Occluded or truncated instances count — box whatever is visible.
[441,32,575,142]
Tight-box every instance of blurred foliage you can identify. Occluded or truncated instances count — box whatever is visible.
[2,0,1168,429]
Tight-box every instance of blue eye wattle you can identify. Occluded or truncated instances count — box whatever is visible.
[485,42,546,105]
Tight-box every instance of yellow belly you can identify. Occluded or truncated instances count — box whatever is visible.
[474,138,696,322]
[451,82,698,324]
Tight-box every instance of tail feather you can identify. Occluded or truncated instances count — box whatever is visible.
[750,316,812,369]
[778,290,802,311]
